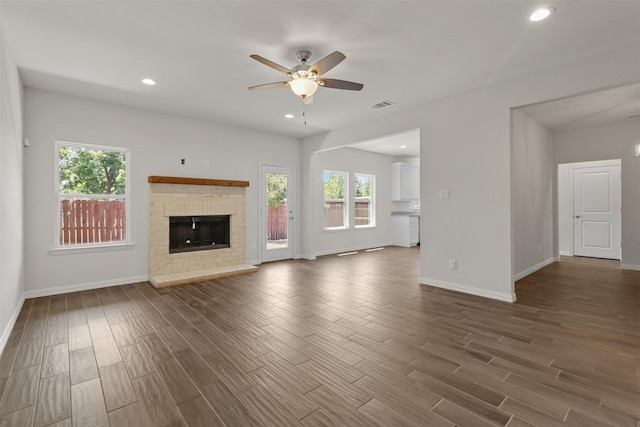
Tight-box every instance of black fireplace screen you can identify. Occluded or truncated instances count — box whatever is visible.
[169,215,230,254]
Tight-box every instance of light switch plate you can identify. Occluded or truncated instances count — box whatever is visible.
[439,190,449,199]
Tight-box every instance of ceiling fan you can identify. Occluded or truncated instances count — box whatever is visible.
[248,50,363,104]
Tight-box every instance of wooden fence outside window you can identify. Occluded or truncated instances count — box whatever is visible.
[60,199,126,245]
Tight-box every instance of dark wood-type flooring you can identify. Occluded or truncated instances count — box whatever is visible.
[0,247,638,426]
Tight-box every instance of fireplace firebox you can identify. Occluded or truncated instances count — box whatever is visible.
[169,215,230,254]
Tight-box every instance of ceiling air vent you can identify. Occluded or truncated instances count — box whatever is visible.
[370,100,396,110]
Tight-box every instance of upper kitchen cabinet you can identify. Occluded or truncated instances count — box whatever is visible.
[391,162,420,201]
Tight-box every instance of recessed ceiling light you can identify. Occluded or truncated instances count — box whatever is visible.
[284,114,295,119]
[400,145,407,149]
[529,7,554,22]
[141,78,156,86]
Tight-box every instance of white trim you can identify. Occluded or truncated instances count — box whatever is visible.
[315,242,393,257]
[513,257,555,281]
[50,242,135,255]
[0,294,26,356]
[420,277,516,303]
[559,250,572,256]
[24,275,148,298]
[621,264,640,271]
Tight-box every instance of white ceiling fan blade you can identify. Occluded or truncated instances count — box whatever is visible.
[309,51,346,76]
[248,81,289,91]
[249,55,293,75]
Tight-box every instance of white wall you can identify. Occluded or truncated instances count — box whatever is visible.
[312,147,393,256]
[555,121,640,269]
[511,109,554,280]
[302,46,639,302]
[0,22,25,352]
[23,89,301,295]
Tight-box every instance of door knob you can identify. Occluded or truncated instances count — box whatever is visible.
[575,215,580,218]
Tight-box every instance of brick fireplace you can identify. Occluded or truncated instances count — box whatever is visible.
[148,176,257,288]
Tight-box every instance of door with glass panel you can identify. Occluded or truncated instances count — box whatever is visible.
[260,164,295,262]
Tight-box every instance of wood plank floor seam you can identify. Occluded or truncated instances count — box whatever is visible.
[0,248,637,426]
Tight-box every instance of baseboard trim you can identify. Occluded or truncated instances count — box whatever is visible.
[621,263,640,271]
[420,277,516,303]
[315,242,393,258]
[513,257,555,281]
[24,275,149,298]
[558,250,572,256]
[0,293,26,356]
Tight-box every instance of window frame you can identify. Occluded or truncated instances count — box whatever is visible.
[323,170,349,231]
[53,140,132,253]
[354,173,375,229]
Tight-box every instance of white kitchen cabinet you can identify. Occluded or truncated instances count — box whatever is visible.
[391,162,420,201]
[391,214,420,247]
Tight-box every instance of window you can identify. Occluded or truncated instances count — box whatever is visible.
[56,141,129,247]
[323,170,348,230]
[355,173,375,228]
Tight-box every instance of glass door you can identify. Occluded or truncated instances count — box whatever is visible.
[260,164,295,262]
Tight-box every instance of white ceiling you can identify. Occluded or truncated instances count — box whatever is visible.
[518,82,640,132]
[349,129,420,158]
[1,1,639,149]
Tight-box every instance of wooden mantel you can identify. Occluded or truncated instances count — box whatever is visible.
[148,175,250,187]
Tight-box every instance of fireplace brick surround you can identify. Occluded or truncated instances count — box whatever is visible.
[148,176,257,287]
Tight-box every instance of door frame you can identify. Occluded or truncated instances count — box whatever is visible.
[259,163,296,263]
[558,159,621,258]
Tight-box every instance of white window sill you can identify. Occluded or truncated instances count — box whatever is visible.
[355,225,376,230]
[50,242,135,256]
[323,227,349,233]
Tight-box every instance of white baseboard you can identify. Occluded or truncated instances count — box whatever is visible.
[420,277,516,303]
[315,242,393,258]
[0,293,26,356]
[297,253,316,260]
[24,275,149,298]
[558,250,572,256]
[621,263,640,271]
[513,257,555,281]
[246,259,261,266]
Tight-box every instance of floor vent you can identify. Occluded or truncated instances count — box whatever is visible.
[370,100,396,110]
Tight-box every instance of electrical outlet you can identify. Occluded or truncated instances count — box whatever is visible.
[204,160,210,168]
[537,245,541,254]
[449,259,457,270]
[181,158,185,165]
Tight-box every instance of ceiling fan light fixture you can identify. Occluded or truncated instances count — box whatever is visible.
[289,78,318,99]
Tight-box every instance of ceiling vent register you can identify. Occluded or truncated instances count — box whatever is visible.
[370,100,396,110]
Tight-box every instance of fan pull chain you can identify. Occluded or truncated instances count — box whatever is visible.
[302,101,307,126]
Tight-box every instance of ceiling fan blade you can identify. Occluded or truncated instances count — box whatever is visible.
[318,78,363,91]
[250,55,293,75]
[309,51,346,76]
[248,81,289,91]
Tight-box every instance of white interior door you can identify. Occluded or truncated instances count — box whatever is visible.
[260,164,295,262]
[573,165,621,259]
